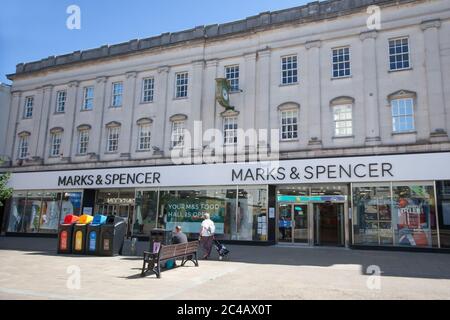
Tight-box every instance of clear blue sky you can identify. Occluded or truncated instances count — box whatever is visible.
[0,0,310,84]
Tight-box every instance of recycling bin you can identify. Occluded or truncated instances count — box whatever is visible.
[86,215,107,256]
[72,215,94,255]
[99,216,127,256]
[57,214,80,254]
[149,228,172,253]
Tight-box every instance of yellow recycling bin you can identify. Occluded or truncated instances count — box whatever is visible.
[72,215,94,255]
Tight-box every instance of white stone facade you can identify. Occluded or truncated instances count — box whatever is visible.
[3,0,450,172]
[0,83,11,157]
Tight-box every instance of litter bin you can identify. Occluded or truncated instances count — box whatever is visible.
[57,215,80,254]
[149,228,172,253]
[86,215,107,256]
[72,215,94,255]
[99,216,127,256]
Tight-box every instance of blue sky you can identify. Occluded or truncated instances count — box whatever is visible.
[0,0,310,84]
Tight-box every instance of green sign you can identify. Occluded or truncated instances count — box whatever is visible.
[165,197,225,234]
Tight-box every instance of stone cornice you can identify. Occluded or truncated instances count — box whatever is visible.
[305,40,321,49]
[96,76,108,83]
[359,30,378,41]
[125,71,137,79]
[421,19,441,31]
[206,59,219,68]
[157,66,170,74]
[68,81,79,88]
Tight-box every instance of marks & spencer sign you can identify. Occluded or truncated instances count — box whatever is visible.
[7,152,450,190]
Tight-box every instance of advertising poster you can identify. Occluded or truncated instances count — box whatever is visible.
[164,197,225,234]
[395,186,432,247]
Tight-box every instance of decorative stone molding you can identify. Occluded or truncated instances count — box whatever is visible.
[330,96,355,106]
[387,89,416,101]
[192,60,205,68]
[244,52,257,61]
[77,124,92,131]
[42,85,54,92]
[220,109,240,117]
[68,81,79,88]
[105,121,121,128]
[96,76,108,83]
[18,131,31,137]
[136,117,153,125]
[359,30,378,41]
[206,59,219,68]
[278,102,300,111]
[257,48,271,58]
[421,19,441,31]
[158,66,170,74]
[169,114,188,122]
[50,127,64,133]
[305,40,321,49]
[126,71,137,79]
[11,91,22,98]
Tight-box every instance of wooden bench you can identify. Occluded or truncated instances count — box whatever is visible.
[141,241,199,278]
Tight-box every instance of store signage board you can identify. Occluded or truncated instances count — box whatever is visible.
[7,152,450,190]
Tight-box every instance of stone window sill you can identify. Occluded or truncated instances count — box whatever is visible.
[388,67,413,73]
[279,82,299,87]
[332,135,354,139]
[331,75,352,80]
[391,130,417,136]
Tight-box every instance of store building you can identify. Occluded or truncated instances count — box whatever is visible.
[2,0,450,251]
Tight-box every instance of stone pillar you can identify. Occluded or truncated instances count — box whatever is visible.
[36,85,53,161]
[306,40,323,147]
[256,49,271,133]
[121,71,137,158]
[243,53,257,133]
[6,91,21,162]
[360,31,381,145]
[154,66,170,155]
[31,87,45,158]
[421,19,448,141]
[191,60,205,155]
[203,59,218,135]
[95,76,108,158]
[63,81,79,161]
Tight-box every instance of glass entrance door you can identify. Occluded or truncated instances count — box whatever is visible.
[314,203,344,246]
[278,203,309,243]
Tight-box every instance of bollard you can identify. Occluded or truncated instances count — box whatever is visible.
[131,237,137,256]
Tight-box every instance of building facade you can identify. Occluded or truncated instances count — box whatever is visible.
[2,0,450,250]
[0,83,11,157]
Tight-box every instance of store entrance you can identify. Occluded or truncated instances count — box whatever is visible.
[313,203,345,246]
[278,203,309,244]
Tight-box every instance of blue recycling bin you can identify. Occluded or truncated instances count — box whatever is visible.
[86,215,107,256]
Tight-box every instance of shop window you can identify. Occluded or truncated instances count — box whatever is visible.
[237,187,268,241]
[353,184,392,245]
[352,182,438,248]
[39,192,61,233]
[134,191,158,235]
[392,183,437,248]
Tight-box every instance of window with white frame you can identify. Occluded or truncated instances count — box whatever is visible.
[77,129,89,155]
[332,47,351,78]
[280,110,298,140]
[112,82,123,107]
[171,121,185,148]
[82,86,94,110]
[50,131,63,157]
[107,126,120,152]
[142,78,154,103]
[56,90,67,113]
[23,96,33,119]
[175,72,188,98]
[389,37,410,71]
[18,134,29,159]
[223,117,238,145]
[391,98,415,132]
[333,105,353,136]
[225,65,240,92]
[138,123,152,151]
[281,55,298,85]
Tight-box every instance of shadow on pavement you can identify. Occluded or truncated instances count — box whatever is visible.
[2,236,450,280]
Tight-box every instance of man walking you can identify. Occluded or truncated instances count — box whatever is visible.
[199,213,215,259]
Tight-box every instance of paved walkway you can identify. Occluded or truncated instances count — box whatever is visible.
[1,237,450,300]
